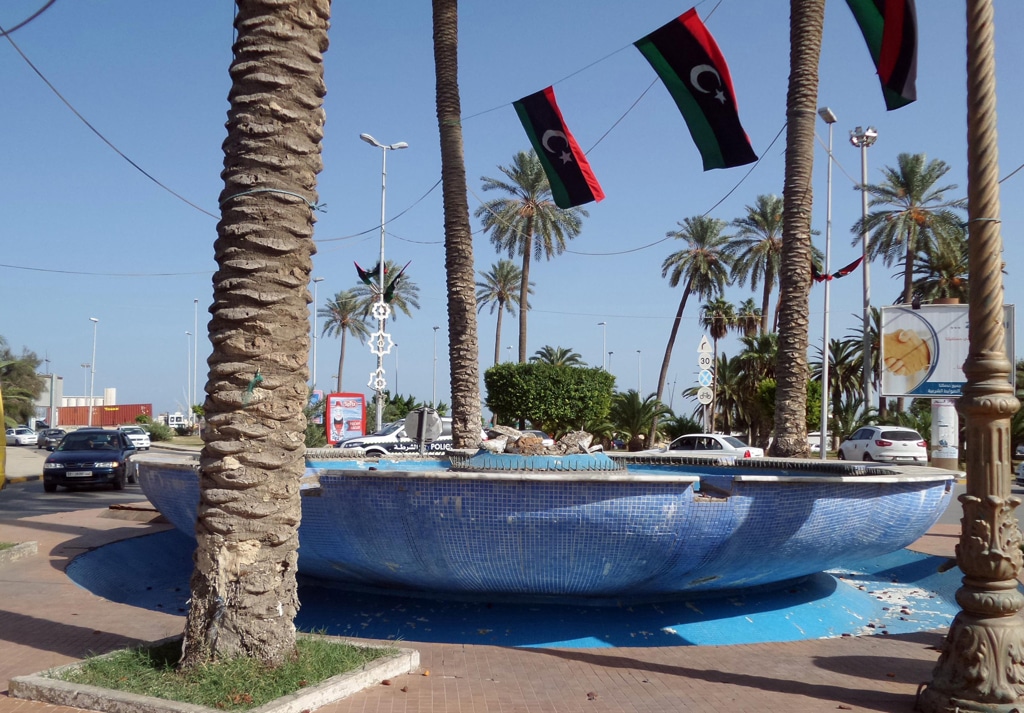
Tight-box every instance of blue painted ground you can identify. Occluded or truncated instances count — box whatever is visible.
[67,529,962,648]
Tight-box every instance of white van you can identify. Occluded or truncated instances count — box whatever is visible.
[335,417,456,456]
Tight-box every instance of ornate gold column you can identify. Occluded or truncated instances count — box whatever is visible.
[918,1,1024,710]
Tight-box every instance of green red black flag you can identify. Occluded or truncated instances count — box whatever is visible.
[634,8,757,170]
[513,86,605,209]
[846,0,917,111]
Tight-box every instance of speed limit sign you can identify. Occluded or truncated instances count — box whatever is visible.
[698,352,713,370]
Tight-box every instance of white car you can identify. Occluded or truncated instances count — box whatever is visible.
[118,425,151,450]
[650,433,764,458]
[522,429,555,447]
[837,426,928,463]
[6,426,38,446]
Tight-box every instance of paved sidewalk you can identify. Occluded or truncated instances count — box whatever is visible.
[0,503,966,713]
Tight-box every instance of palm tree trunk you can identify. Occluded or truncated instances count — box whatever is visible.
[336,328,347,393]
[772,0,825,457]
[517,217,535,363]
[651,282,692,441]
[493,301,504,365]
[903,228,915,304]
[181,0,329,669]
[433,0,482,448]
[760,269,772,334]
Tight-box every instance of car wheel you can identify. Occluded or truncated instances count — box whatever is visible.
[43,482,57,493]
[837,449,846,460]
[112,470,126,491]
[862,452,874,462]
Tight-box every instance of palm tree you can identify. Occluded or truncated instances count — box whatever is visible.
[773,0,825,457]
[609,389,672,451]
[319,290,371,393]
[530,346,585,366]
[476,260,531,366]
[433,0,482,448]
[699,297,734,428]
[352,259,421,321]
[911,227,969,303]
[853,152,967,305]
[653,216,733,440]
[475,150,587,363]
[181,0,330,669]
[735,298,762,337]
[730,194,784,334]
[810,337,863,448]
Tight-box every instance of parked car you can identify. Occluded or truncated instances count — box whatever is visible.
[646,433,764,458]
[1015,443,1024,458]
[522,429,555,447]
[1016,460,1024,487]
[118,425,151,450]
[837,426,928,463]
[336,418,486,457]
[42,429,138,492]
[37,428,66,450]
[5,427,37,447]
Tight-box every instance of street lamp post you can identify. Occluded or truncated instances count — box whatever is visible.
[432,326,440,407]
[311,277,324,389]
[185,332,193,409]
[850,125,877,413]
[81,363,90,401]
[636,350,642,395]
[598,322,607,369]
[818,107,837,459]
[192,298,199,409]
[608,351,613,370]
[88,317,99,426]
[360,132,408,432]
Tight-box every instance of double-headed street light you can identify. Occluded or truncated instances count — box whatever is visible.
[360,132,408,432]
[818,106,837,459]
[850,125,877,412]
[88,317,99,426]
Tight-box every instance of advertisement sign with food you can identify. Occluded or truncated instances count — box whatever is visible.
[880,304,1014,397]
[325,393,366,445]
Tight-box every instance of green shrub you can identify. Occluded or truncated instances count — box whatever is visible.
[147,422,174,442]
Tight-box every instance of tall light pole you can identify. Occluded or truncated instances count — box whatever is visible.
[192,298,199,409]
[87,317,99,426]
[608,351,613,370]
[360,132,408,431]
[311,277,324,389]
[597,322,607,369]
[185,332,193,410]
[81,363,90,401]
[432,325,440,407]
[818,107,837,459]
[850,125,877,413]
[636,350,642,395]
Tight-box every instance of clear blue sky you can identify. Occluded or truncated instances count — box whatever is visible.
[2,0,1022,420]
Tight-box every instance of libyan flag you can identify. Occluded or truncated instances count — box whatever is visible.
[635,8,757,170]
[513,86,605,209]
[846,0,917,111]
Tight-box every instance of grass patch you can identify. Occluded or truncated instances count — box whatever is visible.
[0,542,14,551]
[54,636,397,711]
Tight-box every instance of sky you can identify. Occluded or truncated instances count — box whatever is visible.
[2,0,1023,422]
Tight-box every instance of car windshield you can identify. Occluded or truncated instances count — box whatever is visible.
[59,433,120,450]
[121,427,144,435]
[881,430,922,441]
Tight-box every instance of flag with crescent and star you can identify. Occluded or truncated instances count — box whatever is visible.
[846,0,917,111]
[635,8,757,171]
[512,86,605,209]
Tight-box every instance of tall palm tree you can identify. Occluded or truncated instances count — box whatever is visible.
[810,337,863,448]
[773,0,825,457]
[653,216,734,440]
[911,227,969,303]
[530,346,585,366]
[476,260,531,366]
[475,150,587,362]
[699,297,735,428]
[433,0,482,448]
[853,152,967,305]
[730,194,784,334]
[735,298,762,337]
[352,259,421,321]
[319,290,371,393]
[181,0,330,669]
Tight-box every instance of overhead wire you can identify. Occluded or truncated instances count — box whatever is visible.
[0,0,59,37]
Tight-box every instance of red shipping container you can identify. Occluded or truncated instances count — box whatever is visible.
[58,404,153,427]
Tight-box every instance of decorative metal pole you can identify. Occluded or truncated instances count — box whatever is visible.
[818,107,836,459]
[850,126,877,413]
[919,1,1024,709]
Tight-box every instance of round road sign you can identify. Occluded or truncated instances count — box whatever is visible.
[697,386,713,405]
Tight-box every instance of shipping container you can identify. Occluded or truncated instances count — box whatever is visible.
[59,404,153,427]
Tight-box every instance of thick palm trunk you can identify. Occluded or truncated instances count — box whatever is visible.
[493,302,504,365]
[336,329,347,393]
[433,0,482,448]
[651,283,692,441]
[903,230,915,304]
[181,0,329,669]
[517,219,535,364]
[760,269,772,334]
[772,0,824,457]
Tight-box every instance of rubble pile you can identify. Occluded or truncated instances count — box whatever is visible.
[479,425,595,456]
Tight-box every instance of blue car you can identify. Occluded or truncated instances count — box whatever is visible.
[42,429,137,492]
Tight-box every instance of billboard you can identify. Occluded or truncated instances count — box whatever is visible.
[325,393,366,445]
[880,304,1015,398]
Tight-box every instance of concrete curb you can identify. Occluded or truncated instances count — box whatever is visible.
[9,638,419,713]
[0,541,38,565]
[5,474,41,484]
